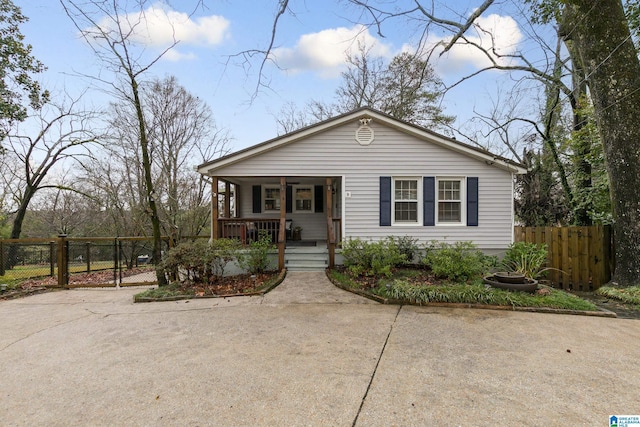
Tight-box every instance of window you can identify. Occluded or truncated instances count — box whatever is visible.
[437,179,463,223]
[380,176,474,227]
[263,186,280,211]
[393,178,419,223]
[293,185,313,213]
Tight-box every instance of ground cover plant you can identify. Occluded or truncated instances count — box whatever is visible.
[596,286,640,307]
[331,238,598,311]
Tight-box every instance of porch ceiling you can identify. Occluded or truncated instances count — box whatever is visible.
[219,176,339,186]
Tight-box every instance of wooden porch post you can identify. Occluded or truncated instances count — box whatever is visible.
[278,177,286,270]
[211,177,219,239]
[326,178,335,268]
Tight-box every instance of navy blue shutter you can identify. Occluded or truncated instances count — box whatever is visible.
[423,177,435,226]
[314,185,324,213]
[467,177,479,226]
[380,177,391,226]
[252,185,261,214]
[286,185,292,213]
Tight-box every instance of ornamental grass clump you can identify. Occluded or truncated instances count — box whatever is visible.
[502,241,553,278]
[597,286,640,306]
[384,279,597,310]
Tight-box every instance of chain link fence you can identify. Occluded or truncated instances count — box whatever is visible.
[1,236,173,288]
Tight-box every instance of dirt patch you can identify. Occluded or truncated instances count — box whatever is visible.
[572,292,640,319]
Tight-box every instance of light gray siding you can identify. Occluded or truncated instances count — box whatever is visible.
[216,120,515,251]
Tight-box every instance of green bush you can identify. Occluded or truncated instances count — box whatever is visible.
[390,235,420,264]
[341,238,405,277]
[422,241,492,282]
[502,242,549,278]
[161,239,241,284]
[236,232,274,274]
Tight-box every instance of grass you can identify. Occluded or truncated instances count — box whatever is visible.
[327,269,599,311]
[135,282,188,299]
[597,286,640,306]
[0,262,154,292]
[1,261,140,281]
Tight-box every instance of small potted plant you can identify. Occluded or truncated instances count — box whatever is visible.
[484,242,552,292]
[293,226,302,241]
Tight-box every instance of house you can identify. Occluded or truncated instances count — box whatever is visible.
[196,107,528,271]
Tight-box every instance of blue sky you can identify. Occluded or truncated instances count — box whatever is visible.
[19,1,543,156]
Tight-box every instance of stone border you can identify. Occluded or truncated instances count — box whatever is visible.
[327,271,617,318]
[133,269,287,303]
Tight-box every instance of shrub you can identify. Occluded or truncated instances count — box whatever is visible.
[161,239,241,284]
[236,232,274,274]
[422,241,491,282]
[341,238,405,277]
[502,242,549,278]
[390,235,420,264]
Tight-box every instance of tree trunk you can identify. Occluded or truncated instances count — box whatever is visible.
[6,186,35,269]
[562,0,640,285]
[131,76,168,286]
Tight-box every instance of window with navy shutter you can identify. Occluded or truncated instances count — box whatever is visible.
[379,177,391,226]
[423,177,435,226]
[252,185,262,213]
[467,177,478,226]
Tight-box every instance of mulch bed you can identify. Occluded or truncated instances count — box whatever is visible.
[173,271,282,297]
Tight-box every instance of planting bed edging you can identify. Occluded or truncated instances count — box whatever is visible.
[327,272,617,318]
[133,269,287,303]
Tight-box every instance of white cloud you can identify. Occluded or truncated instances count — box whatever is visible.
[271,25,393,78]
[428,14,523,75]
[93,2,230,60]
[162,49,197,62]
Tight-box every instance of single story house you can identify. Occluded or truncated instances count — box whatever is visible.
[196,107,528,271]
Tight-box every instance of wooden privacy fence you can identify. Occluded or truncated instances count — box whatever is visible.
[514,225,613,291]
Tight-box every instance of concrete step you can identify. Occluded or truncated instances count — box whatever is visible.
[285,253,328,272]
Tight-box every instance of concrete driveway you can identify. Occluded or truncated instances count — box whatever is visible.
[1,272,639,426]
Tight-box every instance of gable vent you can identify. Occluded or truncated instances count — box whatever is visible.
[355,118,374,145]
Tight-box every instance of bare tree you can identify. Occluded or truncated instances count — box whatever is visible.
[275,46,453,134]
[144,76,231,238]
[0,95,101,266]
[60,0,183,285]
[79,75,230,243]
[335,41,386,112]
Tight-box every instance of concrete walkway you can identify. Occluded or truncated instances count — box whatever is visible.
[1,272,640,426]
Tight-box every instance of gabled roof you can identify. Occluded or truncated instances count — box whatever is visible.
[197,107,528,175]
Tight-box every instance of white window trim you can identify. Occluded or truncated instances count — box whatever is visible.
[263,185,281,212]
[392,177,422,226]
[292,185,314,214]
[435,176,466,226]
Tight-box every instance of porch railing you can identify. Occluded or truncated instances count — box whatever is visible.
[218,218,285,244]
[217,218,342,246]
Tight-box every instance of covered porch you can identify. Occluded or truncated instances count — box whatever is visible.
[209,176,343,270]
